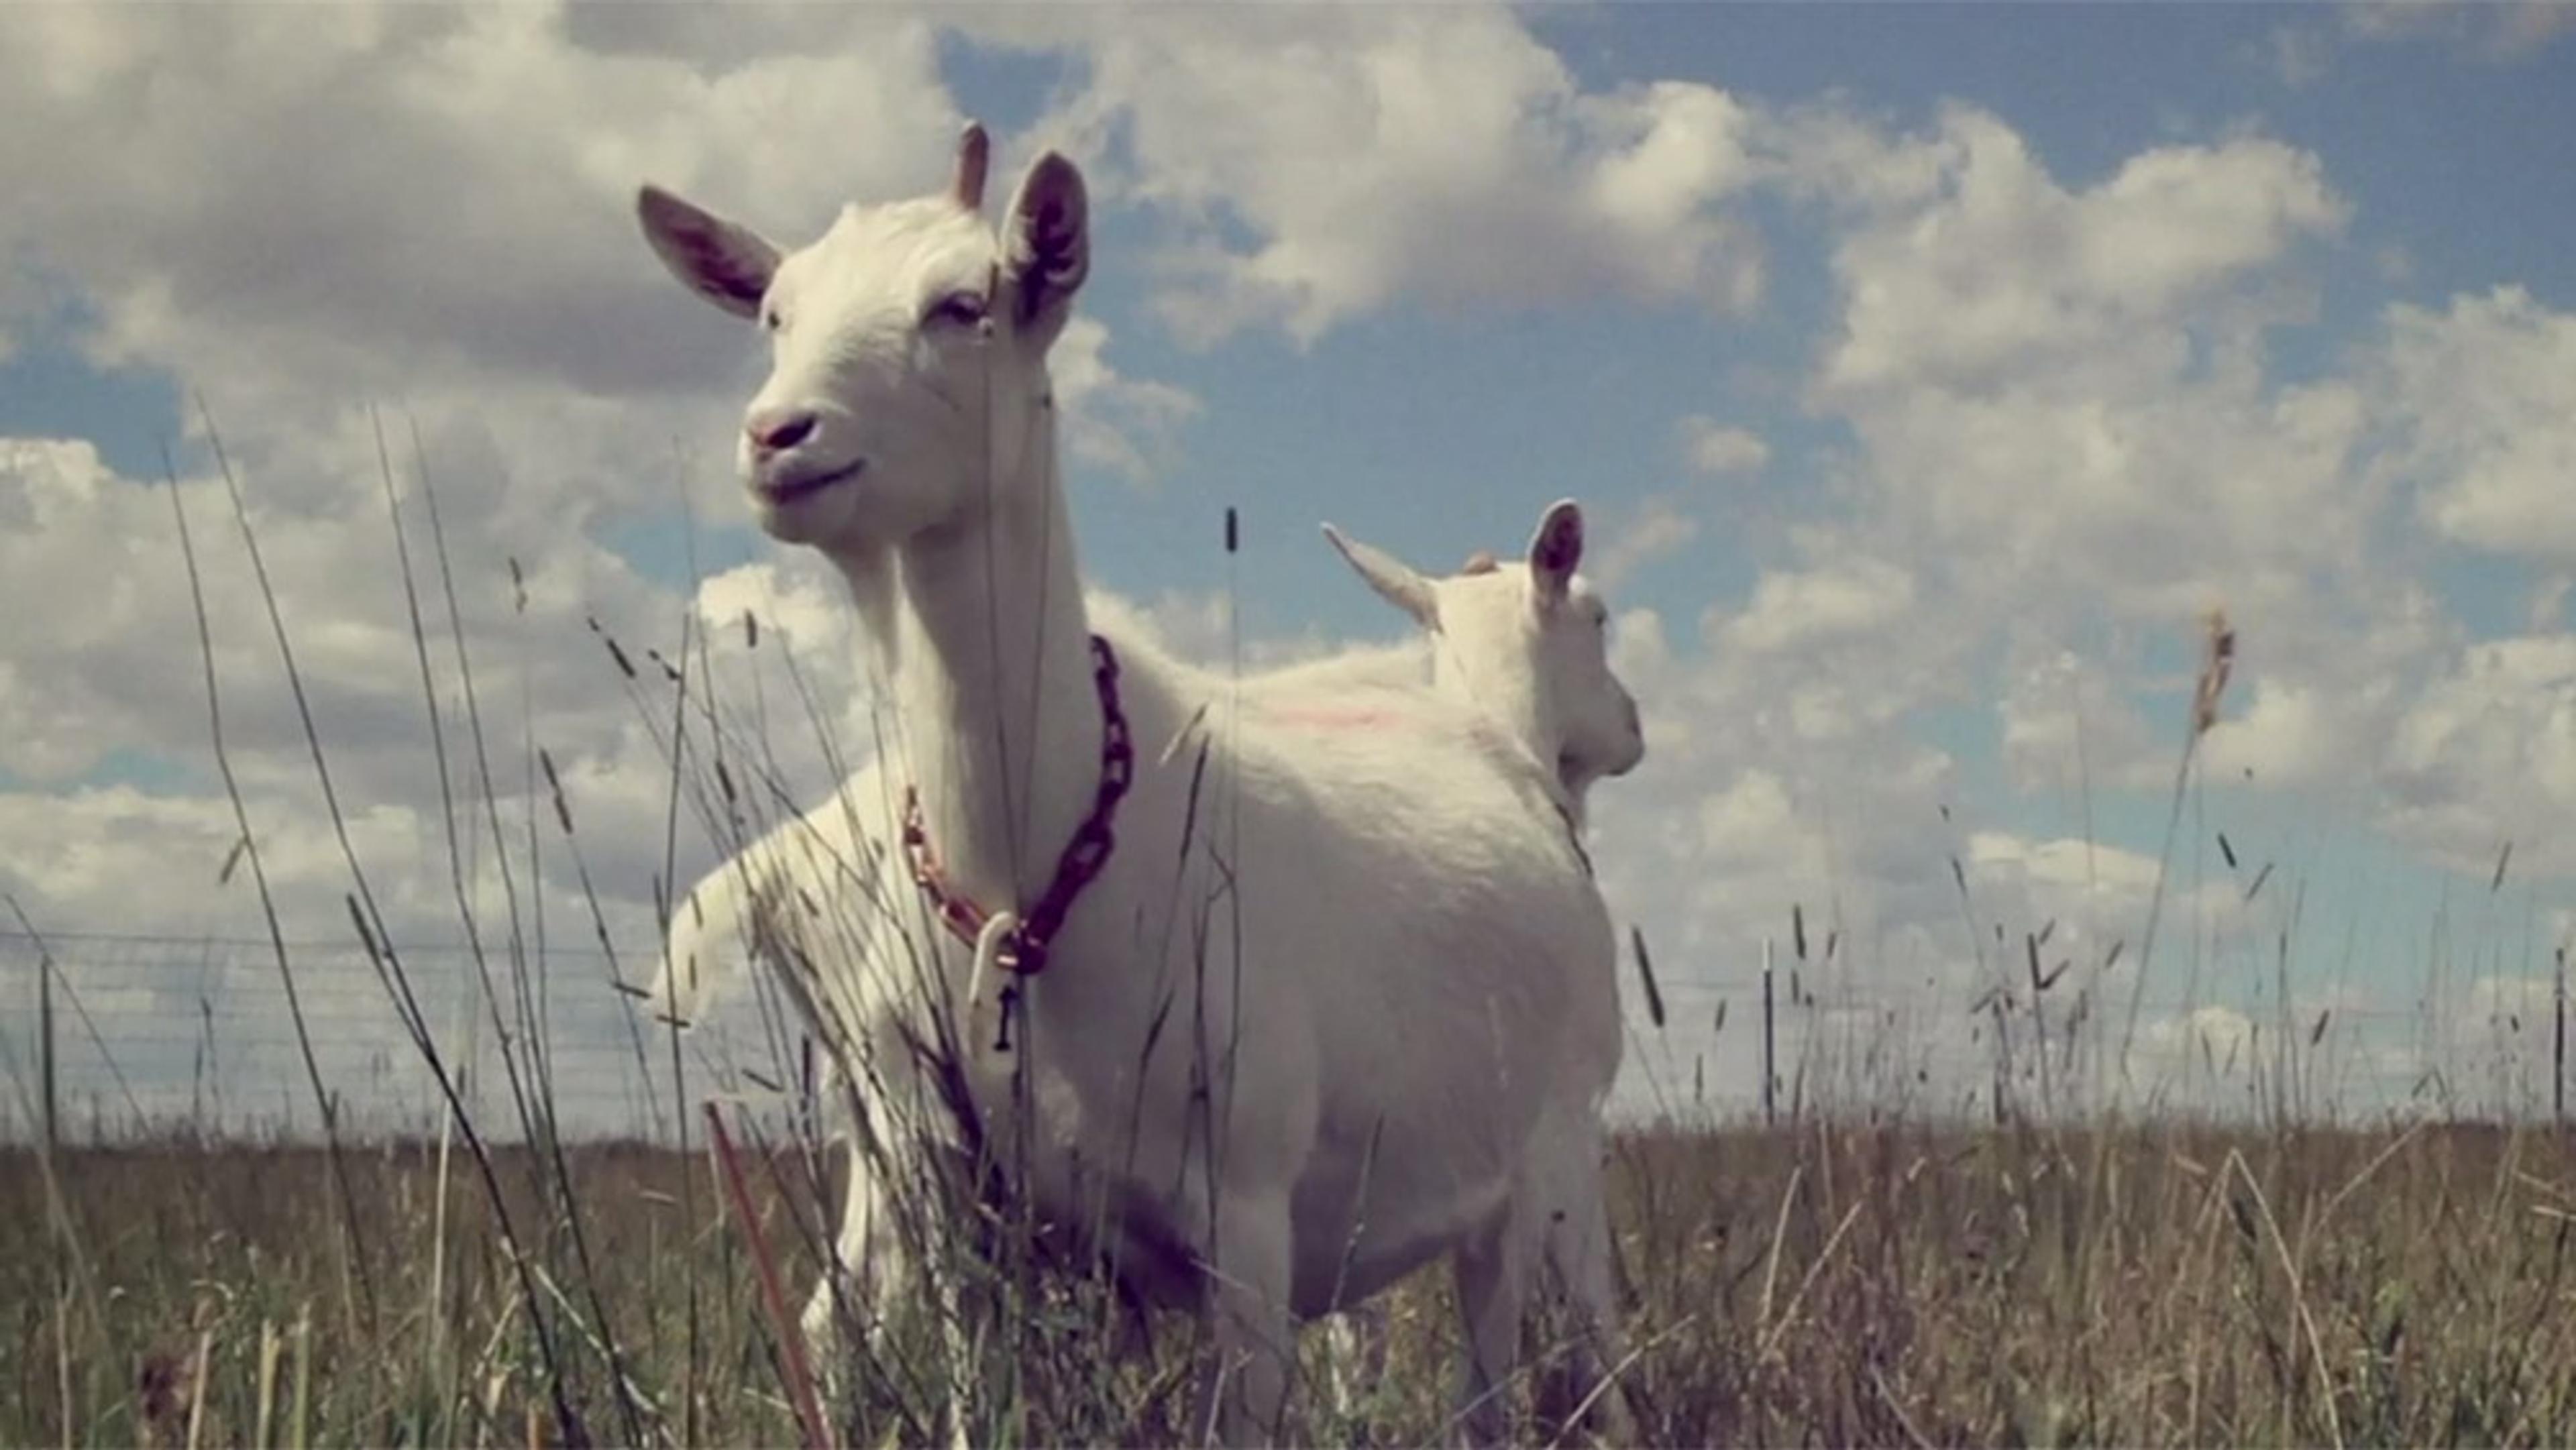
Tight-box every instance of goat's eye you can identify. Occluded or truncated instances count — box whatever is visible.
[927,290,989,328]
[761,305,784,332]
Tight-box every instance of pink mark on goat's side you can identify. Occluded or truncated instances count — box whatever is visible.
[1257,706,1409,730]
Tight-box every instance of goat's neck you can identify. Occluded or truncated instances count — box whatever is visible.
[837,468,1100,910]
[1437,649,1581,824]
[1442,648,1558,787]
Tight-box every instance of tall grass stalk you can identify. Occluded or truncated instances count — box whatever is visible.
[162,430,376,1347]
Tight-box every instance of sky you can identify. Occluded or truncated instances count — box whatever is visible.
[3,0,2575,1135]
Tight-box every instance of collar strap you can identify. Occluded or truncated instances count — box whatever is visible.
[901,633,1134,976]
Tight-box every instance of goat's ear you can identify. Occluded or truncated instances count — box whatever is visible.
[1322,522,1439,628]
[1527,498,1585,605]
[1004,151,1089,349]
[637,185,780,321]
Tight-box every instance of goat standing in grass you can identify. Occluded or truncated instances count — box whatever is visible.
[1301,505,1644,1418]
[653,504,1646,1425]
[637,123,1629,1443]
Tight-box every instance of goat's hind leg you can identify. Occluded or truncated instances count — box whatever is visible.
[1532,1174,1634,1443]
[1449,1207,1534,1448]
[1525,1111,1634,1445]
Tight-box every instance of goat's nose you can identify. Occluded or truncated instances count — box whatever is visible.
[745,406,818,454]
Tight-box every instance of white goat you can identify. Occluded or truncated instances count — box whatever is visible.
[1301,506,1643,1412]
[653,507,1646,1420]
[637,125,1627,1443]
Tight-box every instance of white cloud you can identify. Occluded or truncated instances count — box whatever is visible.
[0,428,784,956]
[2264,22,2335,89]
[2198,677,2347,791]
[2443,972,2565,1115]
[1587,494,1702,590]
[2382,632,2576,875]
[693,559,855,668]
[1029,6,1766,345]
[1674,95,2576,950]
[1710,95,2445,851]
[1049,316,1203,485]
[0,787,257,938]
[2128,1003,2260,1091]
[1676,415,1770,477]
[1815,107,2345,399]
[2381,287,2576,562]
[1587,93,2560,1119]
[1997,647,2170,797]
[0,5,1193,513]
[2346,1,2576,58]
[0,5,962,408]
[1721,556,1915,655]
[1695,769,1815,873]
[1786,106,2369,649]
[1960,829,2257,961]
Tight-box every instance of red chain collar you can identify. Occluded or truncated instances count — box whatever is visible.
[900,633,1134,978]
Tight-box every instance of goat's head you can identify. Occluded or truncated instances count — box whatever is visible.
[1322,499,1645,796]
[635,123,1088,550]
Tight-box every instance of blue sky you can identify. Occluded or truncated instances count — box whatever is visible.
[3,1,2575,1129]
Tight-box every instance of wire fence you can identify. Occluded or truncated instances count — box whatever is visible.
[0,928,802,1146]
[4,927,2569,1146]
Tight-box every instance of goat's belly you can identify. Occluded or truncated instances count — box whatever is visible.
[1285,1182,1510,1318]
[1281,1114,1520,1318]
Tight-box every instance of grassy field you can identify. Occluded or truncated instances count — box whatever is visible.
[10,1117,2576,1447]
[12,465,2566,1445]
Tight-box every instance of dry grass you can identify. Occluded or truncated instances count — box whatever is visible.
[9,1117,2576,1447]
[1,1137,820,1447]
[1599,1118,2576,1447]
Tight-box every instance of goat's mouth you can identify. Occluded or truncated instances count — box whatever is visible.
[755,457,865,507]
[1579,748,1643,780]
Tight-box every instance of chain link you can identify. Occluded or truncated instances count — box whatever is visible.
[902,632,1134,981]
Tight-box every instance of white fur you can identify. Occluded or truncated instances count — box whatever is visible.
[637,132,1628,1443]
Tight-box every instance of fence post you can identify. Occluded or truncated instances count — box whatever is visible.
[1761,938,1776,1128]
[38,947,58,1152]
[2555,944,2567,1129]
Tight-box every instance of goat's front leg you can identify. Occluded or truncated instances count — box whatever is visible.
[804,1128,990,1450]
[1189,1189,1299,1448]
[800,1133,913,1378]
